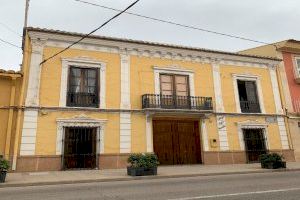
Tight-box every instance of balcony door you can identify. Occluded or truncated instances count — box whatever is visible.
[67,67,99,107]
[237,80,261,113]
[160,74,190,109]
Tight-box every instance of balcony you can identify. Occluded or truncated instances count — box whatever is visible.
[240,100,261,113]
[67,92,99,108]
[142,94,213,111]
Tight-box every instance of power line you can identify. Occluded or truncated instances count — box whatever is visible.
[40,0,141,65]
[0,37,22,49]
[73,0,270,45]
[0,22,22,37]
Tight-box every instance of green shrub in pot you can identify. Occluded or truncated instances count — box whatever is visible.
[127,153,159,176]
[0,155,10,183]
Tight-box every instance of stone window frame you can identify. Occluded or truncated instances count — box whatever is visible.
[232,74,265,114]
[237,121,270,151]
[56,115,107,156]
[153,66,195,96]
[59,57,106,108]
[294,56,300,79]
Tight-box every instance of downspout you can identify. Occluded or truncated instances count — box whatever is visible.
[12,34,28,170]
[4,77,17,160]
[276,62,294,150]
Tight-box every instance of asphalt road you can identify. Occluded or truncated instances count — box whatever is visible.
[1,171,300,200]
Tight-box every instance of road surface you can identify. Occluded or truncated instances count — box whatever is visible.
[1,171,300,199]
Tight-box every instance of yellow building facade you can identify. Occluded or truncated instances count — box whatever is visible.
[1,27,295,171]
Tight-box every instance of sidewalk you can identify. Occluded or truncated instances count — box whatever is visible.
[2,162,300,188]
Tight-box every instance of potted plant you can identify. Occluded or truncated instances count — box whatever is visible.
[127,153,159,176]
[259,153,286,169]
[0,155,10,183]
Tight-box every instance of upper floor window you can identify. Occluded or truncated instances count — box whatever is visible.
[295,58,300,77]
[160,74,190,109]
[67,66,99,107]
[237,80,261,113]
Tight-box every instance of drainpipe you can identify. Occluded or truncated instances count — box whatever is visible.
[11,33,29,170]
[4,77,17,160]
[276,62,294,150]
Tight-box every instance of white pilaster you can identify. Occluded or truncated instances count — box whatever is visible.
[120,53,131,153]
[120,113,131,153]
[20,110,38,155]
[269,66,283,114]
[146,114,153,152]
[212,61,229,150]
[120,54,131,109]
[201,120,209,151]
[277,116,289,149]
[25,39,46,106]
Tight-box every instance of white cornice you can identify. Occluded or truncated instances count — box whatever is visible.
[28,31,280,68]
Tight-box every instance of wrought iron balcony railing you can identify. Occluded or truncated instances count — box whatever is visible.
[240,100,261,113]
[142,94,213,111]
[67,92,99,108]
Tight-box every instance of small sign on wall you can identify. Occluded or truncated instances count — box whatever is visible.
[265,117,277,123]
[298,122,300,128]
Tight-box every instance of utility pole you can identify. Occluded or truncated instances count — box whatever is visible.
[24,0,30,28]
[22,0,30,51]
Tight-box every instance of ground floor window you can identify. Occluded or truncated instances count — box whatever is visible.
[63,127,97,169]
[243,128,267,163]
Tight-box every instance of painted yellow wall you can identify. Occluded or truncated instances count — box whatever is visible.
[16,36,289,159]
[35,111,120,155]
[131,113,147,153]
[0,76,22,157]
[205,115,220,151]
[40,47,121,108]
[220,65,277,114]
[130,56,215,110]
[225,116,282,151]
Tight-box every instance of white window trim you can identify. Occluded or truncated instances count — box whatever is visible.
[237,121,269,151]
[232,74,265,114]
[153,66,195,96]
[294,56,300,78]
[56,115,107,155]
[59,57,106,108]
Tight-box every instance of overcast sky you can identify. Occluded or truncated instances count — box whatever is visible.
[1,0,300,70]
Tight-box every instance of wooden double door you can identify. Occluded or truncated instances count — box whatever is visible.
[153,120,202,165]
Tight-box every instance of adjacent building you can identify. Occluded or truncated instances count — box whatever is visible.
[0,69,22,163]
[0,27,295,171]
[241,40,300,160]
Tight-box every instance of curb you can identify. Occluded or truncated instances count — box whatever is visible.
[1,168,300,188]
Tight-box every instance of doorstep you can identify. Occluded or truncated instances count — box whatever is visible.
[1,163,300,188]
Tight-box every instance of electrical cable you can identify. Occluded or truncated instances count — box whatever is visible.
[40,0,140,65]
[73,0,270,45]
[0,22,22,37]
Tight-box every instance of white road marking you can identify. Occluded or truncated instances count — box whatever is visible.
[168,187,300,200]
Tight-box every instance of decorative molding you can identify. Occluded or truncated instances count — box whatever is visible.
[232,74,265,114]
[56,114,107,155]
[20,110,38,155]
[216,115,229,150]
[237,120,269,151]
[28,31,280,69]
[25,39,46,106]
[59,56,106,108]
[153,66,195,96]
[120,112,131,153]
